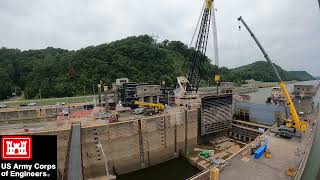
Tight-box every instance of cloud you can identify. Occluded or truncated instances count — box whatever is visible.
[0,0,319,76]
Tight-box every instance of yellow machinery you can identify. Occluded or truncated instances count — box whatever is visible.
[287,167,297,177]
[238,16,307,132]
[133,101,165,111]
[265,149,272,158]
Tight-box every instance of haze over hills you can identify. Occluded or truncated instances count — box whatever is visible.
[0,35,314,100]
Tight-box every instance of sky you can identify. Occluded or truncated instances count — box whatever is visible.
[1,0,320,76]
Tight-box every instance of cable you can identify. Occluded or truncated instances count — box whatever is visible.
[189,1,205,48]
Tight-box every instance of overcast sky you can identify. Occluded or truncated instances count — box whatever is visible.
[1,0,320,76]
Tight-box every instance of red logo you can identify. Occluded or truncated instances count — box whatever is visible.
[1,136,32,160]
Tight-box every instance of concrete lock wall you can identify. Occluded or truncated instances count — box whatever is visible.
[0,107,60,121]
[81,121,141,177]
[234,101,286,125]
[81,109,198,178]
[18,109,199,178]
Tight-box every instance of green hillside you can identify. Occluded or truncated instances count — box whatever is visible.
[225,61,315,83]
[287,71,315,81]
[0,35,214,99]
[0,35,314,100]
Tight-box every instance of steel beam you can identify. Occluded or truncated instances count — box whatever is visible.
[66,123,83,180]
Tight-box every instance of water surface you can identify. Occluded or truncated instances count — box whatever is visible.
[117,157,200,180]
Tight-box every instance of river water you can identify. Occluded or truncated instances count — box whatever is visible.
[117,157,200,180]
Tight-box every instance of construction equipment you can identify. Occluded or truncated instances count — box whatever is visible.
[133,101,165,113]
[187,0,214,92]
[175,0,218,106]
[265,149,272,158]
[237,16,308,133]
[211,2,221,94]
[176,0,220,106]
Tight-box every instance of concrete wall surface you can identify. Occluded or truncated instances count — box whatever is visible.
[81,109,198,178]
[15,109,199,179]
[0,107,60,121]
[234,101,286,125]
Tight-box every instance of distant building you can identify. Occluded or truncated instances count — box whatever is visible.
[136,85,161,103]
[293,84,315,97]
[113,78,130,91]
[116,78,129,86]
[118,82,149,106]
[220,82,235,94]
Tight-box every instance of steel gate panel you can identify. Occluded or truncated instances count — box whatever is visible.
[201,94,232,135]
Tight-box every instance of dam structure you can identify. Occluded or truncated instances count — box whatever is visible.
[0,81,319,180]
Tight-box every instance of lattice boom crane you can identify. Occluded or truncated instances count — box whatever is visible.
[187,0,214,92]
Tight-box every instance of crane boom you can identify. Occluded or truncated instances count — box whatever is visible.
[237,16,307,132]
[187,0,213,92]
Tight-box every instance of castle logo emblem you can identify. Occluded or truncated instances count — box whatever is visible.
[1,136,32,160]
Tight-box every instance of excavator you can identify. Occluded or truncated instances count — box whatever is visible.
[237,16,308,136]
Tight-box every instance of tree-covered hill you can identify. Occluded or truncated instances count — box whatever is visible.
[225,61,315,83]
[0,35,214,99]
[287,71,315,81]
[0,35,314,100]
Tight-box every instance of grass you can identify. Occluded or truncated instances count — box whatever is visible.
[1,95,97,107]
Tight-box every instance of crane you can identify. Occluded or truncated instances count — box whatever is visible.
[211,3,221,93]
[187,0,214,92]
[175,0,219,106]
[237,16,308,133]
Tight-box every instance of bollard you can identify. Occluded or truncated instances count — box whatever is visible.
[210,167,219,180]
